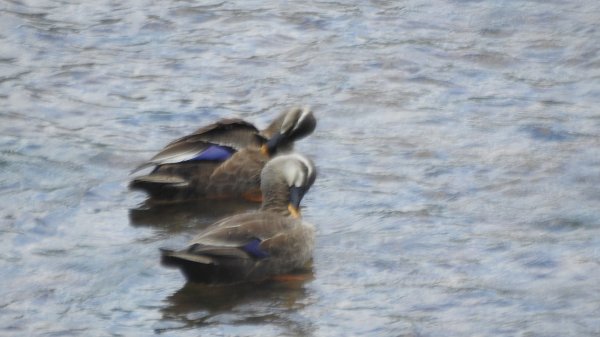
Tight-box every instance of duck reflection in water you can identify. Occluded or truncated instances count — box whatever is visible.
[159,271,315,335]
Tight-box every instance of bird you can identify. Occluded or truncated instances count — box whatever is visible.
[129,107,316,203]
[161,153,317,284]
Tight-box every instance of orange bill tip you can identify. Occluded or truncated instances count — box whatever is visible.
[288,204,301,218]
[260,144,269,156]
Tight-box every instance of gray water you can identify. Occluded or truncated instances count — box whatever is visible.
[1,0,599,336]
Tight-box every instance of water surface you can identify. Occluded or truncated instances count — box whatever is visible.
[1,0,599,336]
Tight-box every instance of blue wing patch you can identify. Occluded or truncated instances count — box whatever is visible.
[241,238,270,259]
[188,145,235,162]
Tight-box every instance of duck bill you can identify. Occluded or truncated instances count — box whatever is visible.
[288,186,304,218]
[288,203,301,218]
[260,144,269,155]
[263,131,286,155]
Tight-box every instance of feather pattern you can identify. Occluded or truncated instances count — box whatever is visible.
[131,119,262,173]
[189,145,234,161]
[161,211,316,284]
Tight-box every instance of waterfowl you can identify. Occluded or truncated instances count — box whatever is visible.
[130,107,316,203]
[161,153,317,284]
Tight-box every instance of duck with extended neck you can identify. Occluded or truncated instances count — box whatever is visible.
[161,153,317,284]
[130,107,316,204]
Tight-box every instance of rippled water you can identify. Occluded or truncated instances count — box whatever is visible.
[1,0,599,336]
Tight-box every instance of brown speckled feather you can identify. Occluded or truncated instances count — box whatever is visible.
[129,161,221,202]
[163,119,264,151]
[162,211,315,283]
[132,119,264,172]
[130,150,267,203]
[205,149,267,200]
[129,120,265,202]
[192,212,300,245]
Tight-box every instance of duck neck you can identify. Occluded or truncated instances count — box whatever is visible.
[273,142,293,155]
[260,181,291,216]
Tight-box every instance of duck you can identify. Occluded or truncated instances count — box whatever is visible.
[130,107,316,203]
[160,153,317,284]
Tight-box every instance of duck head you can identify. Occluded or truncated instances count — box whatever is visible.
[260,153,317,218]
[261,107,317,156]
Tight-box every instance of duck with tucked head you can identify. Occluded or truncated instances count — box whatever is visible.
[130,107,316,204]
[161,153,317,284]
